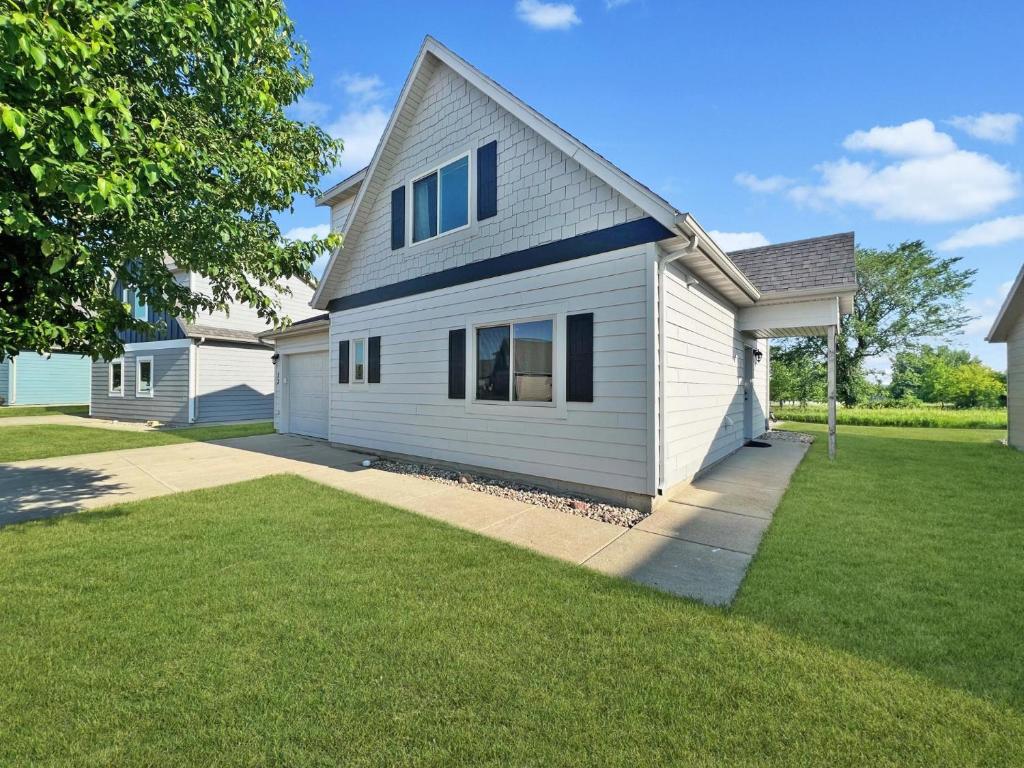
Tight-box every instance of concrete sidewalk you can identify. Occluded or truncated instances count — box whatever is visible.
[0,434,809,605]
[0,414,156,430]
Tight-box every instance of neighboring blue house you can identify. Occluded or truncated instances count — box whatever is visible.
[0,352,91,406]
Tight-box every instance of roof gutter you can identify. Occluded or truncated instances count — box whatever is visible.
[672,213,760,302]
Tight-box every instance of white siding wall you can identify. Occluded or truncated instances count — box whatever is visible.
[195,343,274,423]
[661,257,767,488]
[331,198,356,233]
[328,246,651,495]
[190,273,319,333]
[1008,314,1024,450]
[325,62,646,300]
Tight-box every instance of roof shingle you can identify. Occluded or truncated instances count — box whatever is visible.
[727,232,857,295]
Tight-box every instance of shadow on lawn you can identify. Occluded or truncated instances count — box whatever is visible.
[0,464,128,528]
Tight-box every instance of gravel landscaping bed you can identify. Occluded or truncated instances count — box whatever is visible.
[761,429,815,444]
[373,460,647,528]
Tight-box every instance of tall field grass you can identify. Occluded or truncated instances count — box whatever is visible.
[774,405,1007,429]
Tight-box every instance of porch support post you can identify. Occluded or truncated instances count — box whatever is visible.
[827,324,837,460]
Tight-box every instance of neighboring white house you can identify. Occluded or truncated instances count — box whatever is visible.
[90,269,319,425]
[987,264,1024,450]
[263,37,857,510]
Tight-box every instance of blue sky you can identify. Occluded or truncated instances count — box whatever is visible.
[279,0,1024,371]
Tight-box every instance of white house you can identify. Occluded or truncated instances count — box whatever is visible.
[264,37,856,510]
[90,269,319,425]
[987,264,1024,450]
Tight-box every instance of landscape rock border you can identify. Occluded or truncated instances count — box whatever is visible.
[373,460,648,528]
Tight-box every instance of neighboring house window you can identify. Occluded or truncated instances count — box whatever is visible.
[109,359,124,396]
[411,154,470,243]
[475,319,553,403]
[122,288,147,321]
[352,338,366,383]
[136,356,154,397]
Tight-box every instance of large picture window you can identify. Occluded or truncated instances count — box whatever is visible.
[475,319,553,403]
[412,154,469,243]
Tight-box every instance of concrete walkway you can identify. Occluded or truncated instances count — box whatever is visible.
[0,434,809,605]
[0,414,156,431]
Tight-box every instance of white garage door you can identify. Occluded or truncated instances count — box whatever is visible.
[287,351,328,439]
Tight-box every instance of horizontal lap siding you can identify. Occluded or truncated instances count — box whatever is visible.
[0,361,9,403]
[329,248,650,494]
[1009,316,1024,449]
[11,352,90,405]
[90,346,190,424]
[196,343,274,423]
[662,259,767,487]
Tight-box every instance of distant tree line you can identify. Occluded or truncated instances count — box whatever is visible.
[769,241,1007,410]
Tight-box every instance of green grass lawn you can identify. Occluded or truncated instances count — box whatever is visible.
[0,403,89,418]
[774,404,1007,428]
[2,436,1023,765]
[738,423,1022,711]
[0,422,274,462]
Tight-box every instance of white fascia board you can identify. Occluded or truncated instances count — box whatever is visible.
[122,338,192,352]
[987,264,1024,342]
[316,168,367,207]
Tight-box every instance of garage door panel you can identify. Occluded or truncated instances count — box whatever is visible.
[287,352,328,439]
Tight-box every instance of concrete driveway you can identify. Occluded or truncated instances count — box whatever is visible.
[0,434,810,606]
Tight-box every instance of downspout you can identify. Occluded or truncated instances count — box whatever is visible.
[656,234,699,495]
[189,336,204,423]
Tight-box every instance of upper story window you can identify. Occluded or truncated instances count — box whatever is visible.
[412,154,469,243]
[475,319,553,404]
[122,288,147,321]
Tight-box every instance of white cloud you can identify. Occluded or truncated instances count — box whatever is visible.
[289,97,330,124]
[938,214,1024,250]
[283,224,331,241]
[734,172,794,193]
[949,112,1022,144]
[516,0,581,30]
[709,230,770,251]
[337,73,385,105]
[327,104,388,173]
[842,119,956,157]
[789,149,1019,222]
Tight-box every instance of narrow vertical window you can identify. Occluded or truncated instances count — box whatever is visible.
[352,339,366,383]
[109,359,124,396]
[136,356,154,396]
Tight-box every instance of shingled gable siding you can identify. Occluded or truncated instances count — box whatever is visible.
[1008,313,1024,449]
[660,256,768,488]
[90,346,190,424]
[329,63,647,300]
[328,246,652,495]
[189,273,319,335]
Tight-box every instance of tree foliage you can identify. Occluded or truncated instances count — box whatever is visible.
[781,241,976,405]
[769,345,825,406]
[890,345,973,403]
[0,0,341,360]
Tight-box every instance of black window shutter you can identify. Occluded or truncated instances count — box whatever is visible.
[566,313,594,403]
[476,141,497,221]
[390,187,405,250]
[368,336,381,383]
[338,340,350,384]
[448,328,466,399]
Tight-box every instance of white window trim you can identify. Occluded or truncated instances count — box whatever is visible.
[108,358,124,397]
[465,308,566,421]
[350,336,368,385]
[135,355,154,398]
[407,150,473,246]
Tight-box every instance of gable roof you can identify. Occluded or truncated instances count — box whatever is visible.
[317,166,367,207]
[310,36,760,310]
[727,232,858,296]
[987,263,1024,343]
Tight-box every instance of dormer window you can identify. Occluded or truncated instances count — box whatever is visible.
[411,154,470,243]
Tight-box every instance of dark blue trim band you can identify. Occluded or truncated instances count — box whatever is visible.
[327,217,673,313]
